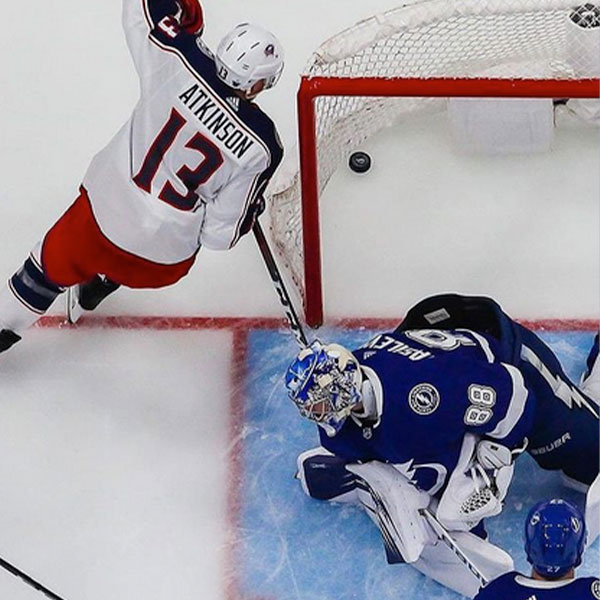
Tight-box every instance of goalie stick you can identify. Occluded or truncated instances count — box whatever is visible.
[253,220,309,348]
[421,509,489,588]
[0,554,68,600]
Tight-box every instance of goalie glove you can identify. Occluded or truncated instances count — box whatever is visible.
[437,434,515,532]
[476,440,512,470]
[476,438,528,470]
[177,0,204,34]
[239,195,266,236]
[437,462,514,532]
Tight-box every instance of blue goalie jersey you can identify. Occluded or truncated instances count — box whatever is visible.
[474,571,600,599]
[319,328,535,496]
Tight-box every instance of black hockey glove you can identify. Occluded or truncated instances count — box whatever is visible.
[239,195,266,236]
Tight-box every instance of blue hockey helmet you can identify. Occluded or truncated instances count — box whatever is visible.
[525,498,587,579]
[285,341,363,437]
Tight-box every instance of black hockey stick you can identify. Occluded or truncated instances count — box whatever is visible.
[253,220,309,348]
[0,554,67,600]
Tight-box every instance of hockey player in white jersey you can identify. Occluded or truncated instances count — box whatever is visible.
[0,0,284,353]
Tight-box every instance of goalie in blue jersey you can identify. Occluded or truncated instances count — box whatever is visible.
[475,498,599,599]
[285,294,599,598]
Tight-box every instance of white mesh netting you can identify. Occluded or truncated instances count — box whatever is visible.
[267,0,600,311]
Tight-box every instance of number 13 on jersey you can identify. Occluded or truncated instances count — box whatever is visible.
[133,108,224,211]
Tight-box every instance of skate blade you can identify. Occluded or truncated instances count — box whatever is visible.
[66,286,83,324]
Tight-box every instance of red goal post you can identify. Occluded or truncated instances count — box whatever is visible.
[268,1,600,328]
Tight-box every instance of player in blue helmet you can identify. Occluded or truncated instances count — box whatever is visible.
[526,499,586,579]
[474,498,599,598]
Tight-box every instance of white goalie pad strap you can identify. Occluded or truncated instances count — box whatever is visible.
[585,473,600,547]
[437,434,514,531]
[347,461,432,563]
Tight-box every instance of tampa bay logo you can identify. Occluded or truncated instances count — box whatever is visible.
[592,579,600,599]
[408,383,440,416]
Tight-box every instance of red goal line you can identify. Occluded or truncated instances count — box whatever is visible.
[35,315,599,332]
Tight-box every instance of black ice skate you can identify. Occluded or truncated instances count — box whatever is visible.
[66,275,120,324]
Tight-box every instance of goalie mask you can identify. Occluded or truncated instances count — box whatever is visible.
[525,498,587,579]
[215,23,284,94]
[285,341,363,437]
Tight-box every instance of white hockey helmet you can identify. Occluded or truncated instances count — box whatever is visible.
[215,23,284,93]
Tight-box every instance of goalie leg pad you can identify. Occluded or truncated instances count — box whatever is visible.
[347,461,432,564]
[296,447,358,503]
[415,529,513,599]
[585,472,600,547]
[581,333,600,401]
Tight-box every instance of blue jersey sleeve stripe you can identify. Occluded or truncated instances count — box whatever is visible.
[486,364,528,440]
[521,344,600,419]
[361,366,385,424]
[468,330,496,364]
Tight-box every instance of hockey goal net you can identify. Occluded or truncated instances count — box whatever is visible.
[267,0,599,327]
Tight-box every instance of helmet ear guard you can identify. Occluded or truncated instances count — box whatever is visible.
[285,341,363,436]
[215,23,284,94]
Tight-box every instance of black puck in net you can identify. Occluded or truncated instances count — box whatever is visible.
[349,151,372,173]
[569,3,600,28]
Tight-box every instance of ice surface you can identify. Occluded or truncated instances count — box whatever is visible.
[0,327,231,600]
[0,0,597,599]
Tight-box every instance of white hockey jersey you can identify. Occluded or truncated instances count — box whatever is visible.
[83,0,283,264]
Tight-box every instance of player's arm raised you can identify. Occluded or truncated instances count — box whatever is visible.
[122,0,203,79]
